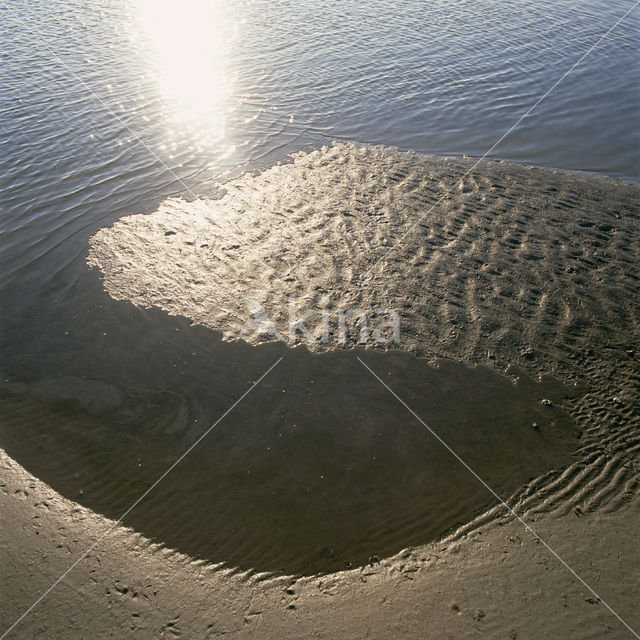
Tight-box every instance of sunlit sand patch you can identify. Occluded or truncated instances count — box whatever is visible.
[88,142,639,360]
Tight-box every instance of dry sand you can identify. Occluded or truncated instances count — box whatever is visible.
[2,143,639,637]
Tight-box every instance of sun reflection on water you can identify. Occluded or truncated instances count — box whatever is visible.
[136,0,235,150]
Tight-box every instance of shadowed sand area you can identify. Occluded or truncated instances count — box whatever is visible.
[0,341,579,575]
[2,144,639,581]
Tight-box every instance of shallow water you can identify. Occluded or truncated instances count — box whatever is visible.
[0,309,580,573]
[1,1,639,294]
[0,0,638,573]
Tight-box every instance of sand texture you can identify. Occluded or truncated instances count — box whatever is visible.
[86,142,640,547]
[2,448,640,639]
[2,143,639,637]
[88,142,639,364]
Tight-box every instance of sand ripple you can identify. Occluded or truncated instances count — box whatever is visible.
[81,143,640,571]
[88,142,639,361]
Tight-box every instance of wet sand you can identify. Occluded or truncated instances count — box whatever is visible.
[2,143,639,637]
[2,449,639,639]
[89,142,639,364]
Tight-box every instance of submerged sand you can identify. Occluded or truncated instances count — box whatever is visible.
[2,143,639,637]
[0,352,581,576]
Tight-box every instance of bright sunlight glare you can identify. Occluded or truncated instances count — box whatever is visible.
[136,0,234,141]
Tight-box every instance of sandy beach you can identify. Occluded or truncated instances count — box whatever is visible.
[2,449,639,639]
[2,144,639,637]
